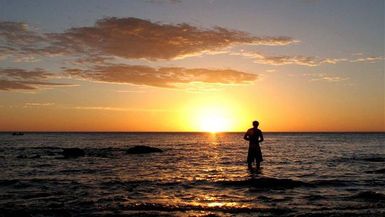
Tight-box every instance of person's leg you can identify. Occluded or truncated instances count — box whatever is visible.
[247,146,253,168]
[256,145,262,170]
[256,161,260,170]
[247,155,253,168]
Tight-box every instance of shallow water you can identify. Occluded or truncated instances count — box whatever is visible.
[0,132,384,216]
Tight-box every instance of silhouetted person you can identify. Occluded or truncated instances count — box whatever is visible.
[244,121,264,170]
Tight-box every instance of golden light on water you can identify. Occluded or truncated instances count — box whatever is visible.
[207,202,238,207]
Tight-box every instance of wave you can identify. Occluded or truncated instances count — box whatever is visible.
[365,168,385,174]
[99,177,309,190]
[0,179,19,187]
[9,146,168,159]
[119,202,292,214]
[100,180,155,188]
[58,168,100,174]
[215,177,308,189]
[0,178,85,189]
[215,177,356,189]
[360,157,385,162]
[309,179,352,187]
[332,156,385,163]
[20,192,54,200]
[351,191,385,202]
[99,177,356,191]
[9,146,131,159]
[0,204,292,216]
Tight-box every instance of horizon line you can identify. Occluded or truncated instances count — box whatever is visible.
[1,131,384,134]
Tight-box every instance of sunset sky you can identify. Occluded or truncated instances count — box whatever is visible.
[0,0,384,132]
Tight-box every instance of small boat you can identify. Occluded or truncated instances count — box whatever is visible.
[12,132,24,136]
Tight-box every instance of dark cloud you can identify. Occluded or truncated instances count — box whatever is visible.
[66,64,258,88]
[0,68,69,91]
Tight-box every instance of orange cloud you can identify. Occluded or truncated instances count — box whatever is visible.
[0,68,69,90]
[234,51,383,66]
[1,18,296,61]
[48,17,296,60]
[306,73,350,82]
[2,18,269,91]
[0,68,52,79]
[65,64,258,88]
[0,80,69,91]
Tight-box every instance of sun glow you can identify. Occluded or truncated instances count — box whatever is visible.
[198,113,231,133]
[179,96,253,133]
[191,104,235,133]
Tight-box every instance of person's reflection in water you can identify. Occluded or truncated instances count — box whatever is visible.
[244,121,264,170]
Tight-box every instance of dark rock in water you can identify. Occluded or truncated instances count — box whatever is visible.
[361,157,385,162]
[353,191,385,202]
[12,132,24,136]
[62,148,85,158]
[126,145,163,154]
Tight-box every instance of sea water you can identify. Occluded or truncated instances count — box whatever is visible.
[0,132,384,216]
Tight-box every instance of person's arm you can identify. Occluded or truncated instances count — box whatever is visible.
[259,130,264,142]
[243,130,250,141]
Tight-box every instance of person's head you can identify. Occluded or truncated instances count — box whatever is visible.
[252,121,259,128]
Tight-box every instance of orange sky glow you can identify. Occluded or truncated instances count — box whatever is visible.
[0,1,384,132]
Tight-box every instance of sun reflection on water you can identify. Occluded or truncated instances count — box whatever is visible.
[191,194,243,209]
[207,201,238,207]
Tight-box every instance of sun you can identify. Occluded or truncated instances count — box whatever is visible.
[198,114,231,133]
[193,105,234,133]
[181,97,246,133]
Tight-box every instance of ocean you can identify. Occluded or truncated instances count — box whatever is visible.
[0,132,384,216]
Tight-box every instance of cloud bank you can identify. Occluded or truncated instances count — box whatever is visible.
[0,17,380,92]
[65,64,258,88]
[0,21,44,46]
[1,18,294,90]
[0,18,296,61]
[234,51,383,66]
[306,73,350,82]
[0,68,68,90]
[48,17,296,60]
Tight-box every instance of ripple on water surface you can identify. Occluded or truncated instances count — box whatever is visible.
[0,132,384,216]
